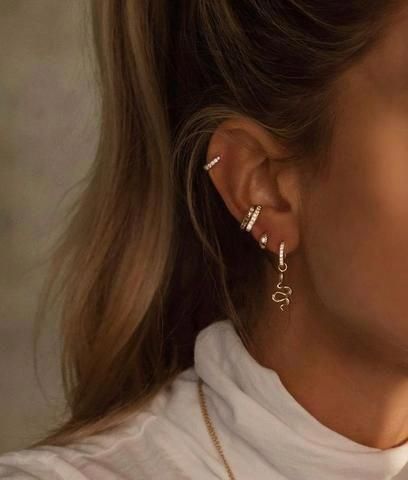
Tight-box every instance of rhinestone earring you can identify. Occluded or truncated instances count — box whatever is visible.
[240,206,255,230]
[240,205,262,232]
[271,241,293,312]
[259,232,268,249]
[203,154,222,171]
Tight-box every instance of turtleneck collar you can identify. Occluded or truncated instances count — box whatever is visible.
[194,319,408,480]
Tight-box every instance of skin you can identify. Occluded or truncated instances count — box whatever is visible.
[205,6,408,450]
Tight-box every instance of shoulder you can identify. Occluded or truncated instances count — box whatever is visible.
[0,367,207,480]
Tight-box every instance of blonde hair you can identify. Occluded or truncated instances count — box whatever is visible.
[33,0,403,445]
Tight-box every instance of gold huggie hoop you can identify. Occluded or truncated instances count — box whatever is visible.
[271,241,293,311]
[203,154,222,171]
[245,205,262,232]
[240,206,256,230]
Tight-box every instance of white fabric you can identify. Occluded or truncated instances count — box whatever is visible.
[0,318,407,479]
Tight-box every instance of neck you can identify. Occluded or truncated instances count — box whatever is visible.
[247,262,408,450]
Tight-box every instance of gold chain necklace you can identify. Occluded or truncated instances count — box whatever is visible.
[197,376,237,480]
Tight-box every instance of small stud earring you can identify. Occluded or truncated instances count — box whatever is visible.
[271,241,293,312]
[259,232,268,249]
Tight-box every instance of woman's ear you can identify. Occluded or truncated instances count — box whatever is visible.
[205,115,302,256]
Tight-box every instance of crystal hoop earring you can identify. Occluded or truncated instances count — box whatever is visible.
[203,154,222,171]
[240,205,262,232]
[271,241,293,311]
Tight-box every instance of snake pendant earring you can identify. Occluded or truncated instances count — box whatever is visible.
[271,241,293,312]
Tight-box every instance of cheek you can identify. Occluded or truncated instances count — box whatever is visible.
[303,113,408,349]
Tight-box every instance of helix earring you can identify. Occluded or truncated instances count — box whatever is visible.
[203,154,222,171]
[271,241,293,312]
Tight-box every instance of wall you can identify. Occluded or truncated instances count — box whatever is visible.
[0,0,98,453]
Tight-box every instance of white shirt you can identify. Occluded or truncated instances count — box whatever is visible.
[0,318,407,479]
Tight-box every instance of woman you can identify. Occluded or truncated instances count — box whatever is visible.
[1,0,408,478]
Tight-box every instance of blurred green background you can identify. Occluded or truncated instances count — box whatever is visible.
[0,0,98,453]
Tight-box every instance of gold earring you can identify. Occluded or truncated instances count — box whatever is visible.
[203,154,222,171]
[240,205,262,232]
[259,232,268,249]
[271,241,293,312]
[240,205,254,230]
[245,205,262,232]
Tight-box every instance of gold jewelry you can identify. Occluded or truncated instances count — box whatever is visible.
[245,205,262,232]
[239,205,256,230]
[271,240,293,311]
[240,205,262,232]
[198,376,236,480]
[203,154,222,171]
[196,251,292,480]
[259,232,268,249]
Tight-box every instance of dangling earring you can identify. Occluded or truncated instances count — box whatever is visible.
[271,241,293,312]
